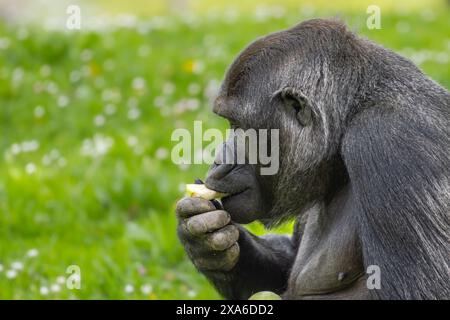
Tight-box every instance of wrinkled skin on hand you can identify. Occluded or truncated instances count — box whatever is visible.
[176,197,240,272]
[176,196,297,300]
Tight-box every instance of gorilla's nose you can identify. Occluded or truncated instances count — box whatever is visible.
[207,162,235,181]
[205,142,236,190]
[205,162,237,195]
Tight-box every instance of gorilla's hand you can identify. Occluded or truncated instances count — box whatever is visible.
[176,197,240,272]
[176,197,298,299]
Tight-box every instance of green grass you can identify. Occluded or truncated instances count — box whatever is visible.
[0,4,449,299]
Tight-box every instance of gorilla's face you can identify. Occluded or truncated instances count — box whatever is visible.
[204,86,344,225]
[205,31,348,225]
[205,32,347,224]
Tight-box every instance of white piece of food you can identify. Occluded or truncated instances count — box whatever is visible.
[185,184,228,200]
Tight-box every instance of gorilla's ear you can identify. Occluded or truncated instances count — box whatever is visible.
[275,87,313,126]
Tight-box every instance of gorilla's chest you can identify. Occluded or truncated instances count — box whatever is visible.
[285,196,369,299]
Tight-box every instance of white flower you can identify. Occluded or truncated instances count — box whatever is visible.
[124,284,134,294]
[42,155,51,166]
[11,144,21,155]
[46,81,58,95]
[56,276,66,285]
[40,65,51,77]
[0,37,11,50]
[9,140,40,156]
[132,77,146,91]
[50,149,60,159]
[187,290,197,298]
[51,284,61,293]
[174,98,200,114]
[11,261,24,270]
[94,114,105,127]
[40,286,49,295]
[140,284,153,295]
[192,61,204,74]
[81,134,114,158]
[34,105,45,118]
[127,97,138,108]
[186,99,199,110]
[154,96,165,108]
[163,82,175,95]
[26,249,39,258]
[188,83,201,95]
[127,136,138,147]
[81,49,93,61]
[102,88,121,103]
[12,68,24,86]
[6,269,17,279]
[70,70,81,83]
[155,148,168,160]
[22,140,39,152]
[127,108,141,120]
[104,104,116,115]
[58,95,69,108]
[203,79,220,103]
[42,149,63,166]
[25,163,36,175]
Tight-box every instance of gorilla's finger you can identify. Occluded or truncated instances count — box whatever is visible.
[211,199,223,210]
[186,210,230,236]
[195,243,240,271]
[176,197,216,218]
[206,225,239,251]
[195,179,222,209]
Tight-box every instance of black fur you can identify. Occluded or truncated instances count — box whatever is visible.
[182,18,450,299]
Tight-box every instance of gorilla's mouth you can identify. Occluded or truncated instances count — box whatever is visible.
[204,177,248,198]
[204,181,247,200]
[206,179,271,224]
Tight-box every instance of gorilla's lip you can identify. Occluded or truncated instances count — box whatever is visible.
[220,189,246,201]
[204,180,247,198]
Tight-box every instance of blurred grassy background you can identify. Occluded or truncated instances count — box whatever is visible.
[0,0,449,299]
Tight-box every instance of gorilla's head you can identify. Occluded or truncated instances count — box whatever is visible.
[205,19,369,225]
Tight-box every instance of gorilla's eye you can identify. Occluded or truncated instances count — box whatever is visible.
[276,87,313,127]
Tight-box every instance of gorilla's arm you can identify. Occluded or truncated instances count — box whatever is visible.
[342,106,450,299]
[176,197,303,300]
[204,223,302,300]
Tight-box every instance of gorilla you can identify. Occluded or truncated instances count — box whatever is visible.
[176,19,450,299]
